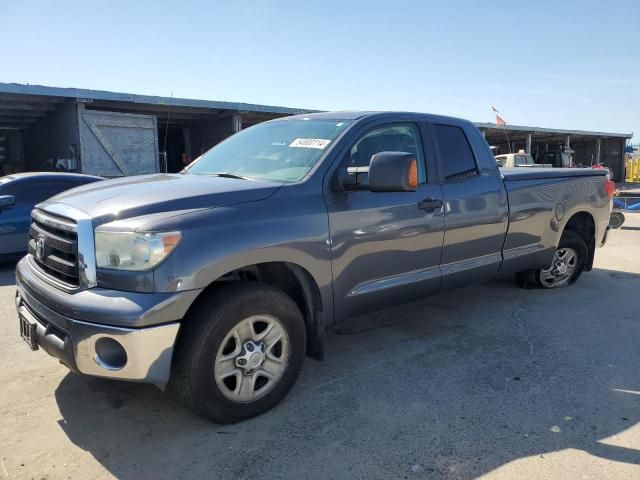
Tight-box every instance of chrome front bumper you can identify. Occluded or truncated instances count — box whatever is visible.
[15,258,187,385]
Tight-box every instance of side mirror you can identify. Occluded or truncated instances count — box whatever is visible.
[0,195,15,209]
[368,152,418,192]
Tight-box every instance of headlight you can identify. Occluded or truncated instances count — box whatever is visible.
[95,231,181,271]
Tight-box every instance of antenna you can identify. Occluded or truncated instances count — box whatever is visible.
[161,92,174,173]
[502,126,513,154]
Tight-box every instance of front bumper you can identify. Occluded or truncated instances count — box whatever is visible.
[15,257,199,385]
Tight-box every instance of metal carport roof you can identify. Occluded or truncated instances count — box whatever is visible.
[0,82,318,130]
[475,122,632,140]
[0,82,633,140]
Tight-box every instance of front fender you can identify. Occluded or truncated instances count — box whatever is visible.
[151,187,334,326]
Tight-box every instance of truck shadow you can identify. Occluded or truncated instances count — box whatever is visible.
[54,268,640,479]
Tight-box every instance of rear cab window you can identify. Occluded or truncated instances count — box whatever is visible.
[432,124,478,181]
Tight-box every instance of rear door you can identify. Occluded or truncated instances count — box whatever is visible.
[326,118,445,322]
[430,121,508,291]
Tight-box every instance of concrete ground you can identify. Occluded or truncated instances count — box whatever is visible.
[1,217,639,480]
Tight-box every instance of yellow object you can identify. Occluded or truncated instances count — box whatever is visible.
[626,159,640,182]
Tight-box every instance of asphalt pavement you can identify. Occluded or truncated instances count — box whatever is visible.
[1,216,639,479]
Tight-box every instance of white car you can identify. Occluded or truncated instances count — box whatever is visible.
[495,152,550,168]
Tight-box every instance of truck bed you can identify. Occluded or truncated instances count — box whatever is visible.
[500,167,609,181]
[499,166,611,277]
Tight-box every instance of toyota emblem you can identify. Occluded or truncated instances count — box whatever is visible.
[35,236,46,261]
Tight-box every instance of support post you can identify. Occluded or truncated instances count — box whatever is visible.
[182,127,192,168]
[182,128,192,156]
[232,113,242,133]
[526,133,532,155]
[596,138,601,166]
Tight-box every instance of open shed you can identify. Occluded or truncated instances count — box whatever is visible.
[478,123,632,182]
[0,83,313,177]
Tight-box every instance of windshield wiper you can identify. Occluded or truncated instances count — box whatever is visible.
[211,172,252,180]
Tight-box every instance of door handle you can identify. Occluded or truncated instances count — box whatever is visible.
[417,197,443,212]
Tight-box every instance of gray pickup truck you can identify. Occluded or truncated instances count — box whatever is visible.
[15,111,614,423]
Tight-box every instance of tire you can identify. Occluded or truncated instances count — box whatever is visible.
[536,231,588,288]
[516,231,588,289]
[169,283,306,423]
[609,211,625,229]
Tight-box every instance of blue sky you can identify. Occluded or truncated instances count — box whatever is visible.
[2,0,639,139]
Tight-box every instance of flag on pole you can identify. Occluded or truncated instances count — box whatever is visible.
[491,106,511,153]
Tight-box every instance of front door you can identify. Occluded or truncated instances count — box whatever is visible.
[325,121,445,323]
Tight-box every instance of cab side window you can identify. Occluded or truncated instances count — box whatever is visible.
[433,124,478,181]
[344,123,426,183]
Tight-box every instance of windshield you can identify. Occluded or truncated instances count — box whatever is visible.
[185,119,352,182]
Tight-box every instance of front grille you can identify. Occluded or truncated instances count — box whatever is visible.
[28,209,79,287]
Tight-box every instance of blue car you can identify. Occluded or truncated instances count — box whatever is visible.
[0,172,103,262]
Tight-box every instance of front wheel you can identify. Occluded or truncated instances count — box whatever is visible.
[169,283,306,423]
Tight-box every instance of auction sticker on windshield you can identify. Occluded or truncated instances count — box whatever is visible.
[289,138,331,149]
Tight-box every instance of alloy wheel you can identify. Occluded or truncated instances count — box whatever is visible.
[539,247,578,288]
[213,315,290,402]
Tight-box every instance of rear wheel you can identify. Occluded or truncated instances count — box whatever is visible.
[538,246,580,288]
[517,231,588,289]
[537,231,588,288]
[170,283,306,423]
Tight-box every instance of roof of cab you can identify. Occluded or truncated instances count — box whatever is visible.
[281,110,475,125]
[282,111,378,121]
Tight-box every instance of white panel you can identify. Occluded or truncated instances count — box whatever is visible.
[79,110,158,177]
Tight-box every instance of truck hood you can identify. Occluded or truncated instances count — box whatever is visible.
[45,173,281,222]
